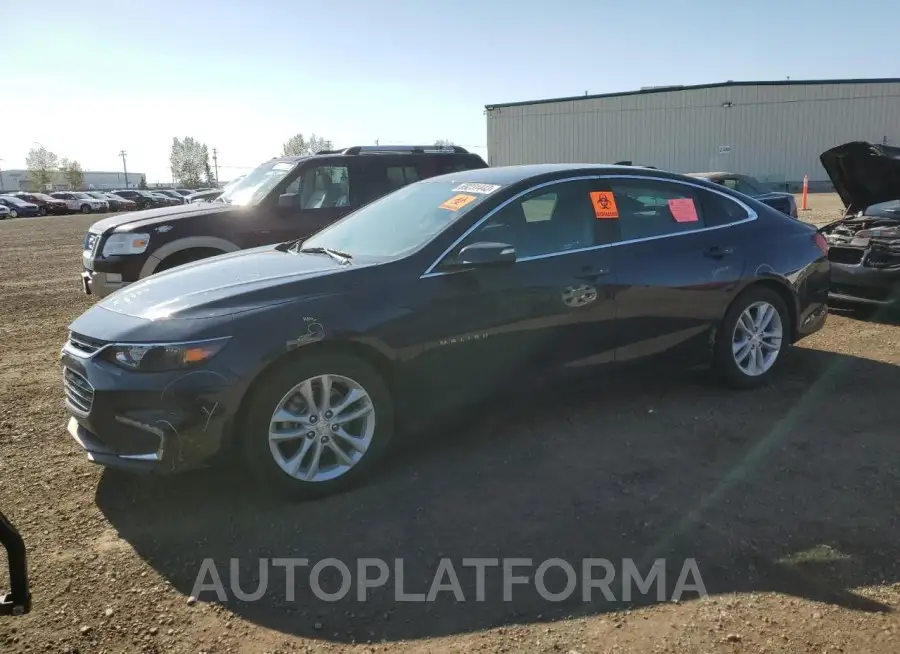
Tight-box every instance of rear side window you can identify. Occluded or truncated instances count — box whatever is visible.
[605,179,706,241]
[386,166,420,190]
[698,189,751,227]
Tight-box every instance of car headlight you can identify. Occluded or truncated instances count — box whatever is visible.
[102,232,150,256]
[105,337,230,372]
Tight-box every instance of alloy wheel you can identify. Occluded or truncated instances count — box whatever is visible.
[268,374,376,482]
[731,301,783,376]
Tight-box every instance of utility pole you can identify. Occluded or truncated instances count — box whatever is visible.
[375,139,379,146]
[119,150,129,188]
[212,148,219,186]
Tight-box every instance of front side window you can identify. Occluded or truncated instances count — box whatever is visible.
[607,179,706,241]
[458,180,602,259]
[299,166,350,209]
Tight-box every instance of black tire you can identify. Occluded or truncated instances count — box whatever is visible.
[241,351,395,500]
[39,207,47,216]
[713,286,791,389]
[155,248,223,273]
[80,204,92,214]
[9,210,17,218]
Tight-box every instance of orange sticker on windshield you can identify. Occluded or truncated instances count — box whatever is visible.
[590,191,619,219]
[439,194,478,211]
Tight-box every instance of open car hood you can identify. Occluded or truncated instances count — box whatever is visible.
[819,141,900,214]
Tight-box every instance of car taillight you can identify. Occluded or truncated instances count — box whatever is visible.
[814,232,829,255]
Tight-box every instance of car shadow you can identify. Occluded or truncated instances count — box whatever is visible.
[96,346,900,643]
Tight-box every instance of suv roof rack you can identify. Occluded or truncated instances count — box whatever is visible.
[321,145,470,156]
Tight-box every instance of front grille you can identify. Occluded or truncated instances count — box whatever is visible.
[63,368,94,414]
[68,332,107,355]
[828,247,864,265]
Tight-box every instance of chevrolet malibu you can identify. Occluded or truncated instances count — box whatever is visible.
[61,164,830,499]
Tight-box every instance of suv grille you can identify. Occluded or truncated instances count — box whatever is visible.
[68,332,107,355]
[63,368,94,414]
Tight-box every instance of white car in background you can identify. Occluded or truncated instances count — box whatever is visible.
[0,205,9,219]
[50,191,107,214]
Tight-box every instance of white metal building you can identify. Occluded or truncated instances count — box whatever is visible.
[485,78,900,189]
[0,169,145,192]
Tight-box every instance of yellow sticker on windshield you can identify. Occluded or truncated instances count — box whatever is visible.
[440,194,478,211]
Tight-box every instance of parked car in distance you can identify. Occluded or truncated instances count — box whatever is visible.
[185,188,224,203]
[0,195,41,218]
[103,193,137,212]
[818,141,900,307]
[9,192,69,215]
[86,192,124,212]
[62,163,830,499]
[686,172,799,218]
[110,189,158,210]
[154,189,187,204]
[50,192,106,214]
[0,205,10,219]
[149,191,180,207]
[78,144,489,297]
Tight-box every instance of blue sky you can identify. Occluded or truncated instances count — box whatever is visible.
[3,0,899,183]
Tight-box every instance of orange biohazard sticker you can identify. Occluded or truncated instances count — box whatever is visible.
[590,191,619,219]
[439,194,478,211]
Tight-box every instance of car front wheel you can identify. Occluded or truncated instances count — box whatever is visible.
[242,351,394,499]
[80,204,92,214]
[8,209,18,218]
[713,286,790,389]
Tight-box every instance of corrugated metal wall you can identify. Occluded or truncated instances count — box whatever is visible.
[486,82,900,185]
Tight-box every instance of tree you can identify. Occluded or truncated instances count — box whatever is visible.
[282,133,333,157]
[434,139,455,147]
[170,136,213,188]
[138,175,148,189]
[25,146,59,190]
[60,158,85,190]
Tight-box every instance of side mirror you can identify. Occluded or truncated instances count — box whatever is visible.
[443,242,516,269]
[277,193,299,209]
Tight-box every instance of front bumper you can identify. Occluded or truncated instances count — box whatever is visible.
[829,261,900,305]
[61,342,242,473]
[81,269,128,297]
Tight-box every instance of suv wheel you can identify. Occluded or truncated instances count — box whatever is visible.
[8,209,18,218]
[80,204,92,214]
[713,286,790,389]
[242,352,394,499]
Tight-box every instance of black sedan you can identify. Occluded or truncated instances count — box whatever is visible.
[818,141,900,306]
[0,195,41,218]
[687,172,799,218]
[61,164,830,499]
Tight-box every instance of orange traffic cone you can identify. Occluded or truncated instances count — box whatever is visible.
[801,174,809,211]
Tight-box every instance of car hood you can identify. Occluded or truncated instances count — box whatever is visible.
[88,202,234,234]
[819,141,900,213]
[97,245,362,320]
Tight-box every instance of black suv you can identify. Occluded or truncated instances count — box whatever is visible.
[79,145,488,297]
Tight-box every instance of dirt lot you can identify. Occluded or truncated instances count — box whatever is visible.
[2,194,900,653]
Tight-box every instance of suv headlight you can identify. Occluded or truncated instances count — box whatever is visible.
[102,232,150,256]
[104,337,230,372]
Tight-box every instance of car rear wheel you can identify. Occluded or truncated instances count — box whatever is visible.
[8,209,17,218]
[713,286,790,389]
[80,204,92,214]
[39,207,47,216]
[241,352,394,499]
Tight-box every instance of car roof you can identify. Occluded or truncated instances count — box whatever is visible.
[426,163,693,186]
[685,172,737,179]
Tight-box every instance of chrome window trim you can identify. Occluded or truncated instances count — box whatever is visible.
[420,174,758,278]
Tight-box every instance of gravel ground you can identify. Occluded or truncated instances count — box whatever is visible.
[2,194,900,653]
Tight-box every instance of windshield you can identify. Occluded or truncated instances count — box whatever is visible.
[218,160,297,206]
[301,180,495,259]
[1,195,28,206]
[864,200,900,217]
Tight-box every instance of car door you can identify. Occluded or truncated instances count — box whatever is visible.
[403,177,621,408]
[600,175,750,364]
[241,161,359,248]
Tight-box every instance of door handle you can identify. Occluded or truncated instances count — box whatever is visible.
[703,246,735,259]
[575,268,611,281]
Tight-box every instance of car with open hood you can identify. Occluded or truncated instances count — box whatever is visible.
[61,163,829,499]
[77,145,488,297]
[686,172,799,218]
[818,141,900,306]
